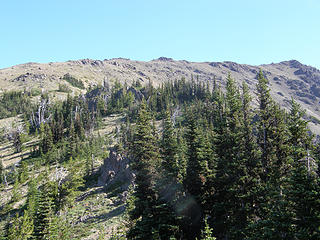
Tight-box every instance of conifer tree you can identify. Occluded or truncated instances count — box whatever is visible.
[33,183,58,240]
[212,75,247,239]
[52,110,64,143]
[7,210,34,240]
[248,70,293,239]
[183,110,214,239]
[66,119,77,159]
[11,176,21,202]
[128,100,180,239]
[287,99,320,239]
[255,70,292,190]
[161,110,179,180]
[176,128,187,182]
[39,123,53,155]
[58,158,84,208]
[238,81,262,236]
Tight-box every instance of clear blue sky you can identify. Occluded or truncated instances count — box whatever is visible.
[1,0,319,69]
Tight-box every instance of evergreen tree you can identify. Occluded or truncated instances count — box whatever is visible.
[238,82,262,236]
[66,119,77,159]
[51,110,64,143]
[128,100,180,239]
[212,75,246,239]
[287,99,320,239]
[183,111,214,239]
[248,70,293,239]
[161,110,179,180]
[18,160,29,184]
[57,157,84,208]
[7,210,34,240]
[11,176,21,202]
[39,123,53,155]
[33,183,58,240]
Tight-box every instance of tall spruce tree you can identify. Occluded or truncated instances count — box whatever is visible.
[183,110,214,239]
[128,100,180,239]
[238,82,262,237]
[212,75,248,239]
[33,183,58,240]
[248,70,293,239]
[161,110,179,180]
[287,99,320,239]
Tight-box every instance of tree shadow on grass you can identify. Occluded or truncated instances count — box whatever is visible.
[76,186,104,202]
[0,144,13,152]
[82,205,125,224]
[5,152,30,162]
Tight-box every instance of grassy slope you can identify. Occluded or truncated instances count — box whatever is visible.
[0,114,127,239]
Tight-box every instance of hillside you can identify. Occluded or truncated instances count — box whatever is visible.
[1,58,320,134]
[1,63,320,239]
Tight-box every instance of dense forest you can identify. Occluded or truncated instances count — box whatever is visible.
[0,71,320,239]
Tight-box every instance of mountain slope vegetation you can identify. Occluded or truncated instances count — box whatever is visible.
[0,61,320,239]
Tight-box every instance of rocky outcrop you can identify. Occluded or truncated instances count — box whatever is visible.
[12,72,46,82]
[98,148,135,191]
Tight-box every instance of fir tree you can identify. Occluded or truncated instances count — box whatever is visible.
[212,75,247,239]
[7,210,34,240]
[161,110,179,180]
[128,100,180,239]
[33,183,58,240]
[248,70,293,239]
[183,111,214,239]
[287,99,320,239]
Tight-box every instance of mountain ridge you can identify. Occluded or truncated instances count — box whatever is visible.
[1,57,320,134]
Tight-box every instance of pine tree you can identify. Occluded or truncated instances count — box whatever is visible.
[58,158,84,208]
[211,75,247,239]
[66,119,77,159]
[161,110,179,180]
[287,99,320,239]
[247,70,293,239]
[26,176,38,218]
[255,69,292,191]
[176,128,187,182]
[74,112,85,140]
[38,123,53,155]
[11,176,21,202]
[33,183,58,240]
[52,110,64,143]
[18,160,29,184]
[183,111,214,239]
[127,100,180,239]
[238,81,262,236]
[7,210,34,240]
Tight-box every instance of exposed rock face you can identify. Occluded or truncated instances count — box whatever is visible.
[12,72,47,82]
[98,148,135,191]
